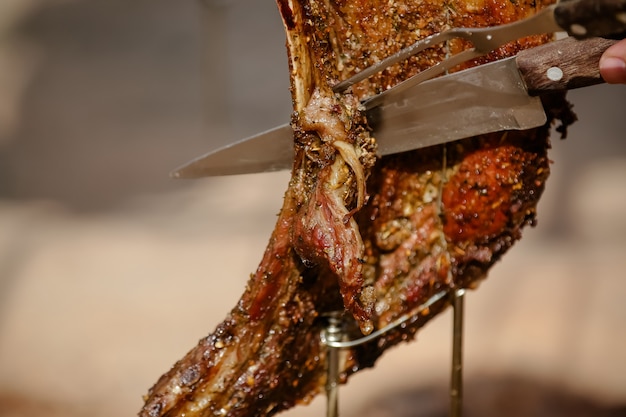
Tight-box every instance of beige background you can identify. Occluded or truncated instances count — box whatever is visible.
[1,1,625,416]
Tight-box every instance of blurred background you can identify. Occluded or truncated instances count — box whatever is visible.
[0,1,625,416]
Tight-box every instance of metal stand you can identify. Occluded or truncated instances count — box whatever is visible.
[321,288,466,417]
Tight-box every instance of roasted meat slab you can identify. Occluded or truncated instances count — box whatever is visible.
[140,1,574,416]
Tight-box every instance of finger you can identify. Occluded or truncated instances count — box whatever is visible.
[599,39,626,84]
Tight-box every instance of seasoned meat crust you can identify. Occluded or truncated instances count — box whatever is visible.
[140,1,573,416]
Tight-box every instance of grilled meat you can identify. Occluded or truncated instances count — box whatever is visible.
[140,0,573,416]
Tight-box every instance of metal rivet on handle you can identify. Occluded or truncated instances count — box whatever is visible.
[547,67,564,82]
[569,23,587,36]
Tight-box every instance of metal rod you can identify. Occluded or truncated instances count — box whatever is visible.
[450,288,465,417]
[320,290,448,349]
[324,315,343,417]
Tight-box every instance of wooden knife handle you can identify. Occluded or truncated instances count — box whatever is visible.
[555,0,626,39]
[516,37,618,95]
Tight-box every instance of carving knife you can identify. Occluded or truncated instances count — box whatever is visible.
[172,1,626,178]
[172,37,614,178]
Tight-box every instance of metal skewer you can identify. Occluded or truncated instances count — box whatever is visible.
[450,288,465,417]
[320,290,448,349]
[323,315,343,417]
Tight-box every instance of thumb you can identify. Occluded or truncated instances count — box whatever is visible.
[600,39,626,84]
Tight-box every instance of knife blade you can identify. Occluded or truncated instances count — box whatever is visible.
[172,36,616,178]
[171,63,544,178]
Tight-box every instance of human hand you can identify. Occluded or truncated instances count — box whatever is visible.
[599,39,626,84]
